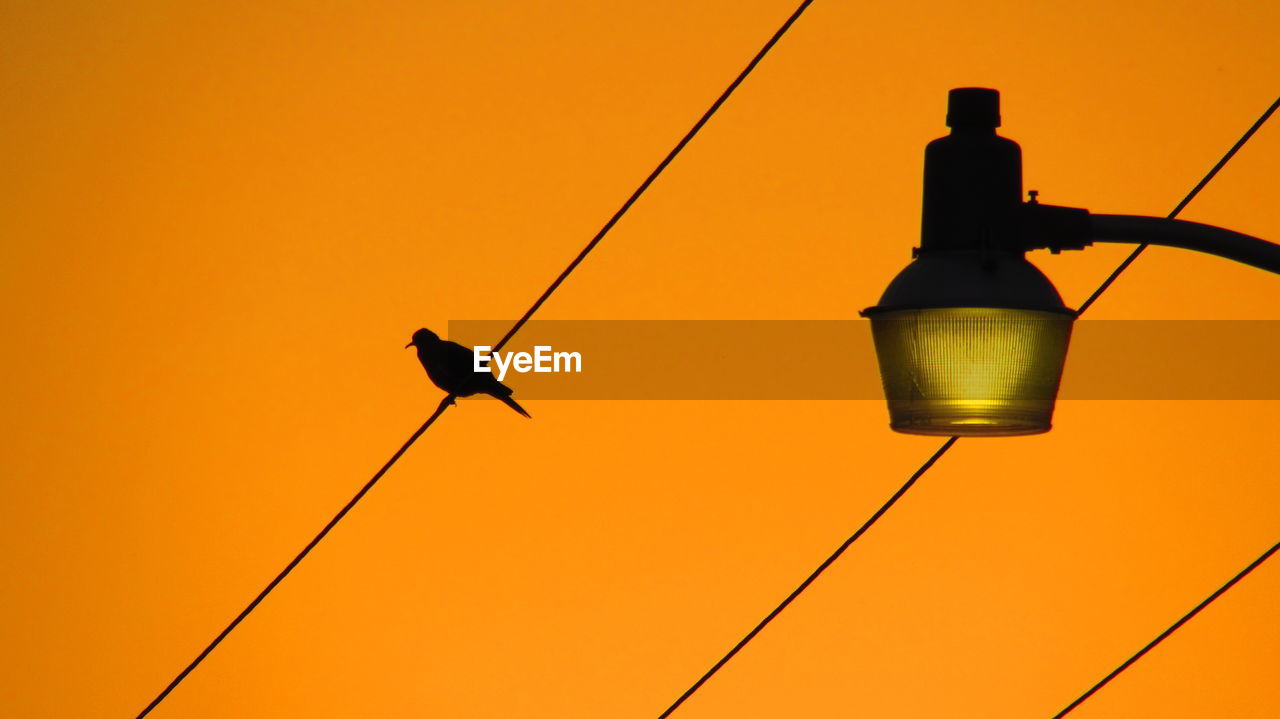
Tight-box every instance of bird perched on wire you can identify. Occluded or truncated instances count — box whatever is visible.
[405,328,530,418]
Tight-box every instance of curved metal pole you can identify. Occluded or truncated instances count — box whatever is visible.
[1090,214,1280,274]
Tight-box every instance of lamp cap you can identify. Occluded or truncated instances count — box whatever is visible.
[947,87,1001,128]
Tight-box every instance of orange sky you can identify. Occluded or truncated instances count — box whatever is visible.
[2,1,1278,716]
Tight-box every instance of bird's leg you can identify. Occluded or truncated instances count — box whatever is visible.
[445,395,457,407]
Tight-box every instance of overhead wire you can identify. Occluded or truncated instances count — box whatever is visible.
[1075,96,1279,315]
[133,2,814,715]
[135,396,454,718]
[656,437,957,719]
[1053,541,1280,718]
[1047,95,1280,717]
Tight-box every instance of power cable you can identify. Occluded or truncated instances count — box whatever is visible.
[656,437,957,719]
[1044,94,1280,716]
[1076,96,1280,315]
[1053,541,1279,718]
[135,396,454,718]
[133,2,811,714]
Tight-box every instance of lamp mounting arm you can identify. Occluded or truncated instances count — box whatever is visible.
[1011,203,1280,274]
[1088,214,1280,275]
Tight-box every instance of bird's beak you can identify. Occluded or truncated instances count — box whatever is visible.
[404,342,414,349]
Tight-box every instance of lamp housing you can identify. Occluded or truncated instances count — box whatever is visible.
[863,88,1076,436]
[863,252,1074,436]
[865,88,1280,436]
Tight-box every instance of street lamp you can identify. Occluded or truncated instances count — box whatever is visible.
[863,88,1280,437]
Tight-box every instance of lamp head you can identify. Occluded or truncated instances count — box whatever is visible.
[863,89,1076,436]
[863,252,1074,436]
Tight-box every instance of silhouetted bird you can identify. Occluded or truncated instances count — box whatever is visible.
[406,328,530,418]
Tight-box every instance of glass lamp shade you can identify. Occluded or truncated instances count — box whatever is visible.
[867,307,1074,436]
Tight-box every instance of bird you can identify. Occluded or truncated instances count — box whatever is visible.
[406,328,530,418]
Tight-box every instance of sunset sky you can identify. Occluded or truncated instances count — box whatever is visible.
[2,1,1278,716]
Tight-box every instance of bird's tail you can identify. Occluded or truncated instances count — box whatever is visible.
[493,391,531,418]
